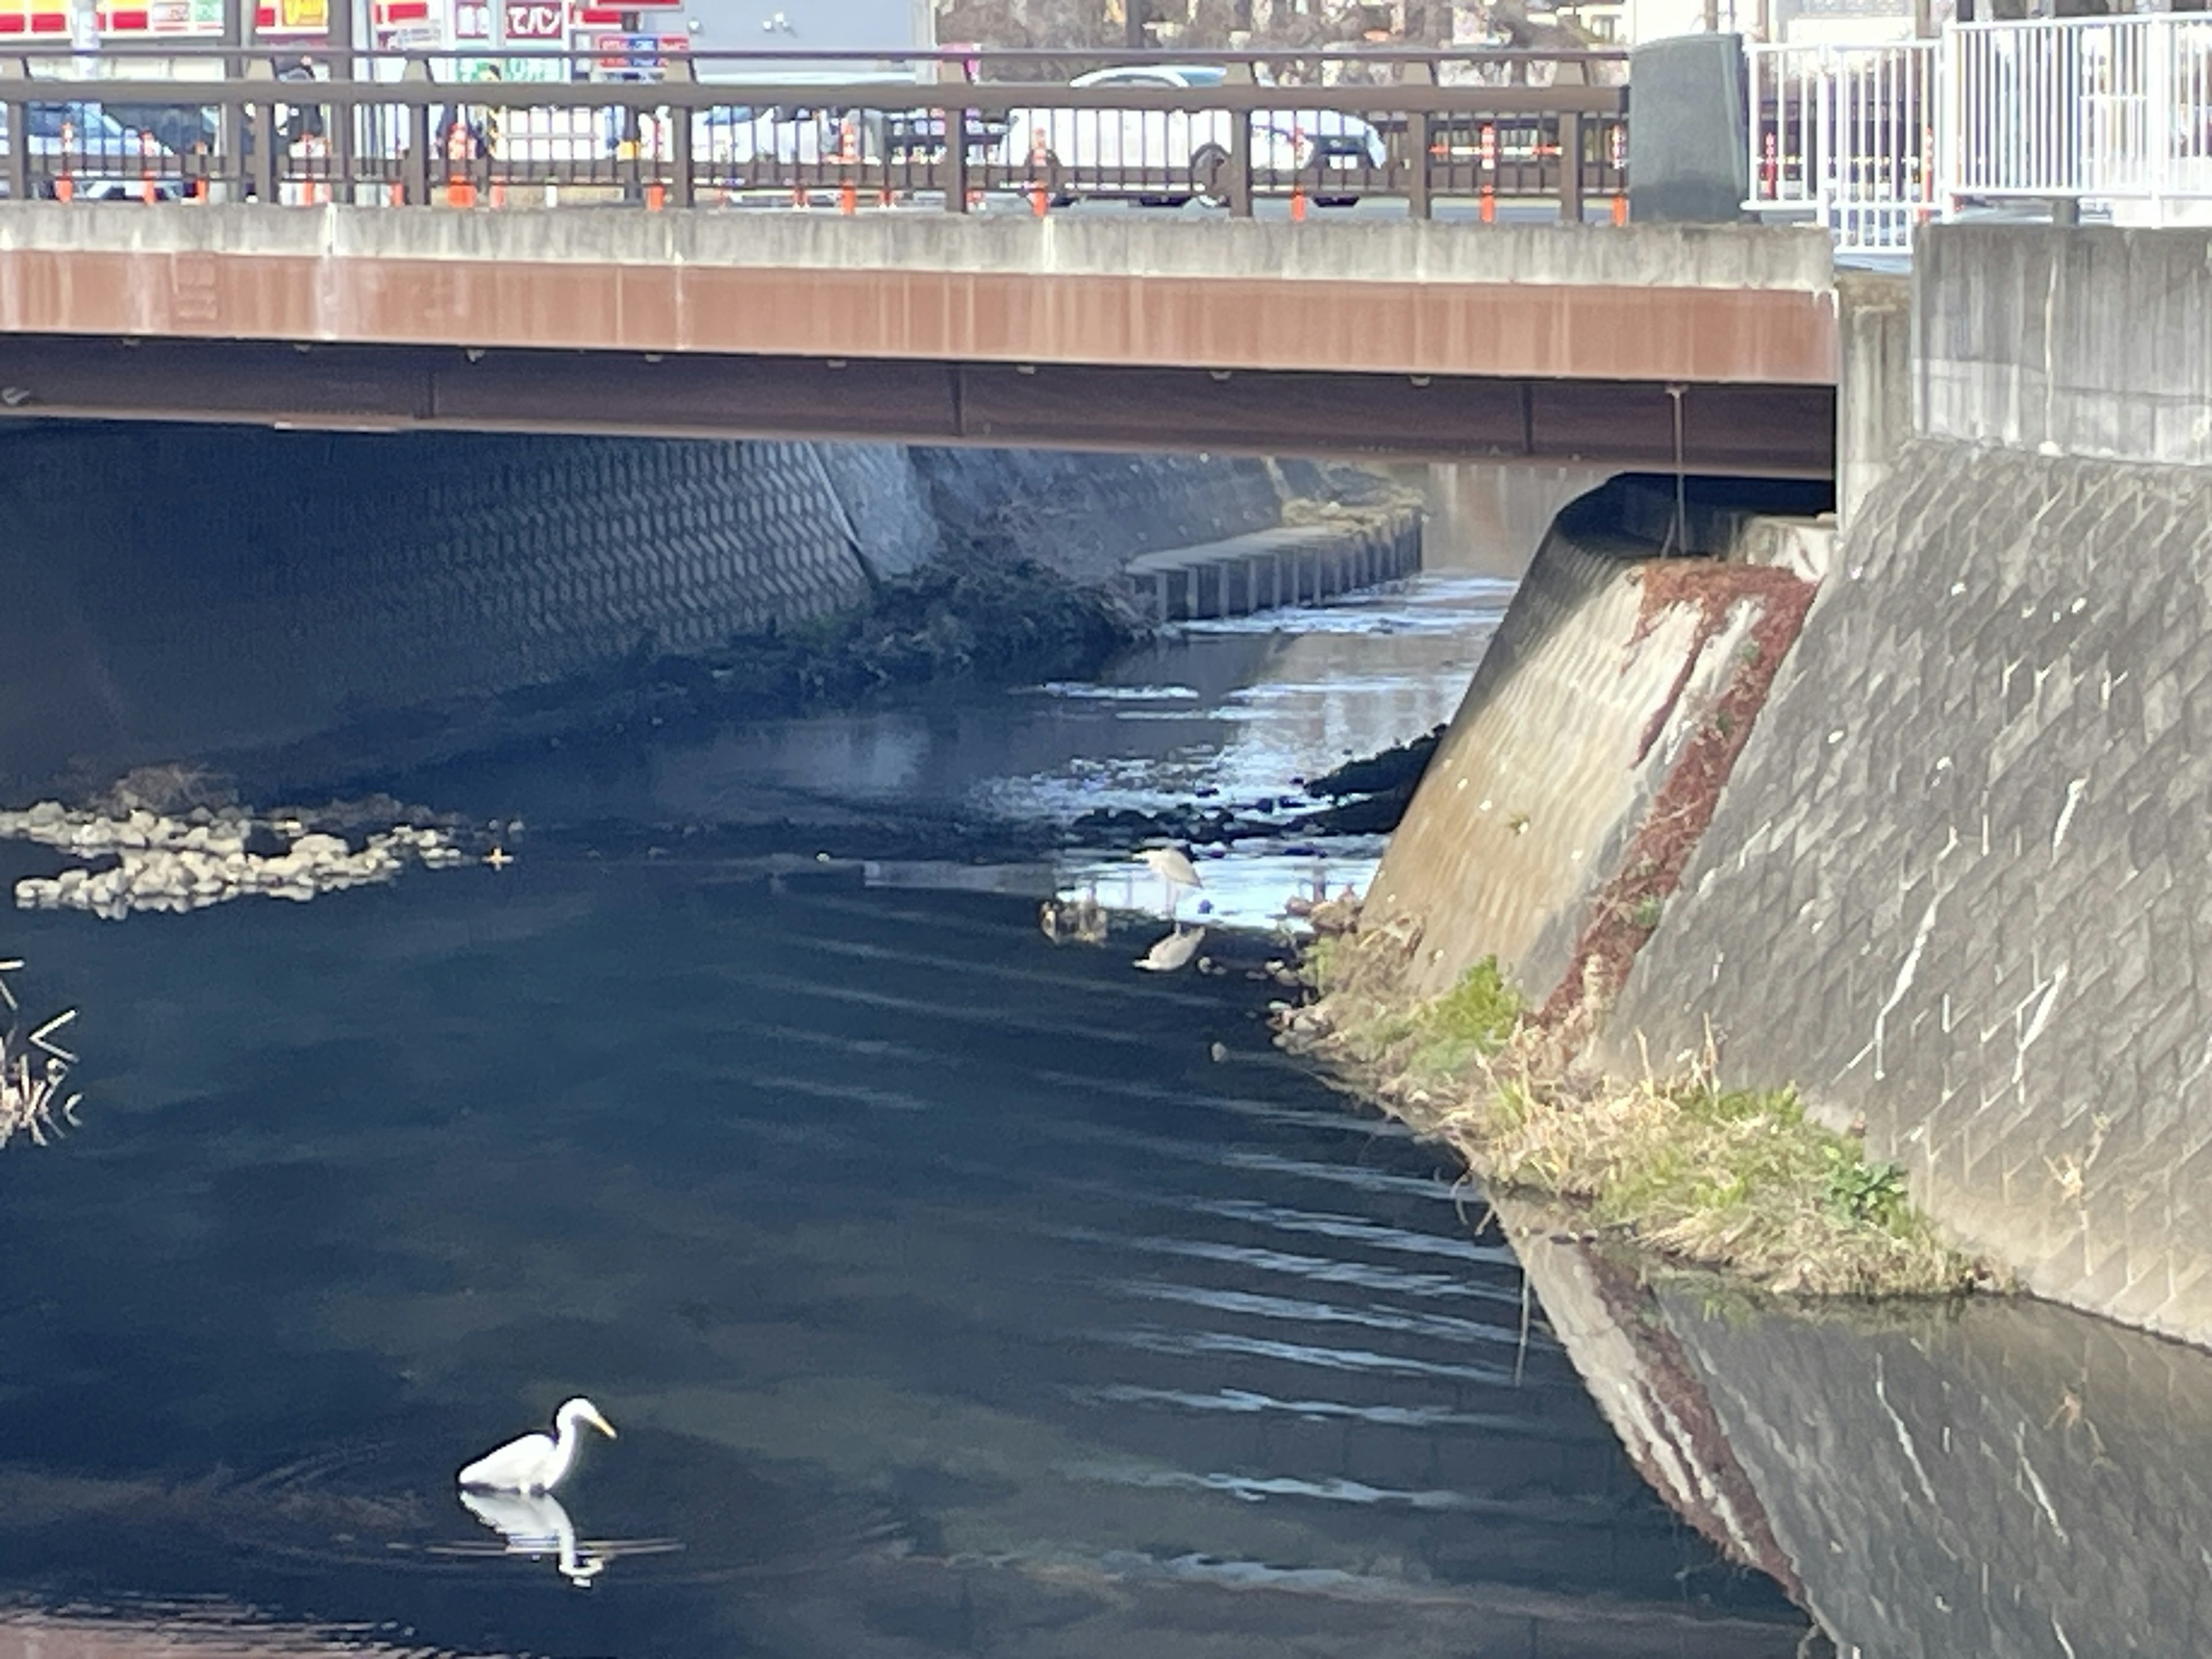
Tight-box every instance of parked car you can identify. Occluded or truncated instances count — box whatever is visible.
[997,65,1388,207]
[0,103,185,200]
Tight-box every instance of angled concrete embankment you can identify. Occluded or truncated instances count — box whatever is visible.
[1602,226,2212,1343]
[1363,482,1830,1007]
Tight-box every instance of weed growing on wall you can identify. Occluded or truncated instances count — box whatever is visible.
[1282,933,1978,1300]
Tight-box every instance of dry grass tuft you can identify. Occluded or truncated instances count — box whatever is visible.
[1285,947,1979,1300]
[0,959,81,1152]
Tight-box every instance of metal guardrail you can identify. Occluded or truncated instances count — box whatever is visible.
[0,47,1628,219]
[1750,17,2212,251]
[1948,14,2212,218]
[1747,40,1934,256]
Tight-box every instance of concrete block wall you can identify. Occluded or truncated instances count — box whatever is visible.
[0,426,876,774]
[1589,225,2212,1344]
[0,426,1315,785]
[908,447,1291,589]
[1604,439,2212,1343]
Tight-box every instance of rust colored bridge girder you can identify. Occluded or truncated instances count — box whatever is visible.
[0,247,1839,389]
[0,211,1839,471]
[0,337,1835,474]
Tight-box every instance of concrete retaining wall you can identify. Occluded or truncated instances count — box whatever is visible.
[1918,224,2212,467]
[1594,226,2212,1342]
[1124,510,1422,623]
[1363,485,1827,1005]
[0,425,1329,786]
[1604,437,2212,1342]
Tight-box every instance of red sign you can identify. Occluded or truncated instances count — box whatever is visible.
[503,0,563,36]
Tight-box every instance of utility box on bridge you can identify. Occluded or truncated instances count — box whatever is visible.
[677,0,935,67]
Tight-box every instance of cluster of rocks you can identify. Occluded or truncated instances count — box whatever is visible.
[2,801,472,921]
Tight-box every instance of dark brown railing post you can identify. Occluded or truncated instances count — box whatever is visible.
[1,56,27,204]
[327,0,354,199]
[403,54,431,206]
[1558,108,1582,222]
[219,0,251,199]
[942,104,969,213]
[245,55,277,205]
[1224,58,1254,217]
[1403,57,1434,222]
[666,58,694,207]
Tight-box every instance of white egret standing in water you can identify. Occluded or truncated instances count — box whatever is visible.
[457,1397,617,1494]
[1133,846,1203,916]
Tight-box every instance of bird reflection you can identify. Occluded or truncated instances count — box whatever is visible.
[458,1488,607,1586]
[1040,884,1109,945]
[1135,925,1205,973]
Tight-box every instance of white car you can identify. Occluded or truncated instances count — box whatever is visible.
[998,65,1389,207]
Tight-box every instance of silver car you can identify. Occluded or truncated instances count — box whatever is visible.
[999,64,1389,207]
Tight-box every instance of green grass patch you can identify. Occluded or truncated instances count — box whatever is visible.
[1286,940,1978,1300]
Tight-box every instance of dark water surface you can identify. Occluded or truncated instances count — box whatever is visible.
[0,870,1809,1657]
[0,573,1822,1656]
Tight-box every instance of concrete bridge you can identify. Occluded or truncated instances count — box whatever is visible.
[0,209,1839,473]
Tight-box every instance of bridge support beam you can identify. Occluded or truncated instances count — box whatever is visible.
[0,337,1836,476]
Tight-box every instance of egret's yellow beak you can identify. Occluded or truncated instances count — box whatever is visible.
[586,1407,618,1440]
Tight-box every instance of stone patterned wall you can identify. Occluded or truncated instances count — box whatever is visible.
[1604,438,2212,1344]
[0,427,1306,784]
[908,447,1290,588]
[0,426,876,771]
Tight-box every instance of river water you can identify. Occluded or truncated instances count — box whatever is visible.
[16,548,2212,1659]
[0,566,1839,1657]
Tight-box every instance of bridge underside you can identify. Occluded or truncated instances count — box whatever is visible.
[0,337,1834,475]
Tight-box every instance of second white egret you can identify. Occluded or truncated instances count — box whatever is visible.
[457,1397,618,1495]
[1134,846,1203,915]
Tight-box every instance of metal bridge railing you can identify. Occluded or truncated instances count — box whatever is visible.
[1752,17,2212,251]
[1747,39,1937,257]
[0,46,1628,221]
[1948,13,2212,219]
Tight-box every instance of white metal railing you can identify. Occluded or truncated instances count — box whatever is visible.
[1755,16,2212,253]
[1948,13,2212,218]
[1747,39,1937,256]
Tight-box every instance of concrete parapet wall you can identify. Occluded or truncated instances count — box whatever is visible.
[0,204,1839,294]
[0,207,1841,393]
[1838,270,1911,533]
[1605,437,2212,1343]
[1919,224,2212,465]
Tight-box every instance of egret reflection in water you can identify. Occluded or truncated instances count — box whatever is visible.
[457,1489,606,1586]
[443,1489,685,1588]
[1134,925,1205,973]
